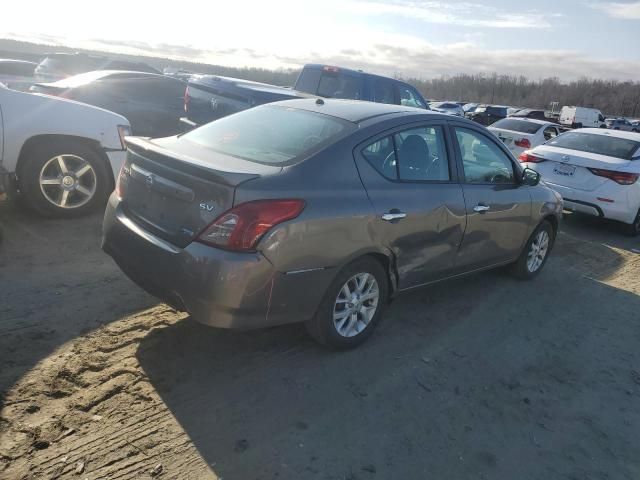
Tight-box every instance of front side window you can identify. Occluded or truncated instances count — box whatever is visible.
[398,85,426,109]
[362,126,450,182]
[182,105,351,165]
[456,128,515,184]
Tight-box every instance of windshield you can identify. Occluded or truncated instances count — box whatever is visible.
[180,105,352,165]
[547,132,640,160]
[491,119,543,134]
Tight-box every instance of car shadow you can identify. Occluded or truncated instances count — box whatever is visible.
[136,241,640,479]
[0,207,156,399]
[561,211,640,253]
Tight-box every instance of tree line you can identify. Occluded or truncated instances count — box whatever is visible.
[403,74,640,118]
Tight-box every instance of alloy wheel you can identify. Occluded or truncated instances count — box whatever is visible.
[527,230,550,273]
[39,154,97,209]
[333,273,380,338]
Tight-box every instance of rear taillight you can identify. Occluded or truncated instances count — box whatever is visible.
[588,168,639,185]
[514,138,531,148]
[518,152,546,163]
[184,86,190,112]
[196,199,305,251]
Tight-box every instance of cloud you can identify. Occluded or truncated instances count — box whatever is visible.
[342,0,558,28]
[592,1,640,19]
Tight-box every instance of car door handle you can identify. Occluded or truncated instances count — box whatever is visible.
[381,211,407,221]
[473,204,491,213]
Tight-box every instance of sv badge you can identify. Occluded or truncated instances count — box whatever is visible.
[199,203,216,212]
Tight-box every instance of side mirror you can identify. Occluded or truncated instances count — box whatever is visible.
[522,167,541,186]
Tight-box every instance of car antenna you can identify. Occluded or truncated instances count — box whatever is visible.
[316,98,324,105]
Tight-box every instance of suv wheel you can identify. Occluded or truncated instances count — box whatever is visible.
[306,257,389,349]
[19,140,110,218]
[510,220,555,279]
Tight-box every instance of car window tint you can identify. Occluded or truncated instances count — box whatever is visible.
[394,126,450,181]
[182,105,352,165]
[456,128,515,184]
[547,132,640,160]
[362,136,397,179]
[317,72,362,99]
[492,119,542,134]
[372,79,396,104]
[398,85,425,108]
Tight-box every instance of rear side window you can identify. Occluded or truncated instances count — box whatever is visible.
[362,126,450,181]
[316,72,362,100]
[491,119,542,134]
[181,105,352,165]
[547,132,640,160]
[372,79,396,104]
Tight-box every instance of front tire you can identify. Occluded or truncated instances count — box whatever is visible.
[510,220,555,280]
[18,140,110,218]
[306,257,389,349]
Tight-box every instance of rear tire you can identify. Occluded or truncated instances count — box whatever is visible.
[510,220,555,280]
[306,257,389,349]
[18,140,110,218]
[624,209,640,237]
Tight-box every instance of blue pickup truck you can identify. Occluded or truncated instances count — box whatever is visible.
[181,64,429,129]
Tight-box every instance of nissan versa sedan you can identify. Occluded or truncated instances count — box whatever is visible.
[102,99,562,349]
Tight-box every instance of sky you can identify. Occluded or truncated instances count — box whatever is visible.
[3,0,640,81]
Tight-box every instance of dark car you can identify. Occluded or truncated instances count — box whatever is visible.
[467,105,509,126]
[511,108,559,124]
[294,64,429,109]
[31,71,186,137]
[103,99,562,349]
[35,53,160,82]
[0,59,37,91]
[182,75,308,129]
[181,64,430,130]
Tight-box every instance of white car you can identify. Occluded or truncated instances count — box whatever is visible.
[559,106,605,129]
[489,118,561,158]
[519,129,640,235]
[429,101,464,116]
[0,83,130,217]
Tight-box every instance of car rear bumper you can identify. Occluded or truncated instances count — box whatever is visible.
[102,194,332,329]
[538,177,640,224]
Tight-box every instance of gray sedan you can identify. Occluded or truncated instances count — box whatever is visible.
[102,99,562,349]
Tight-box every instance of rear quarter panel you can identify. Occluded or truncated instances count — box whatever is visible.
[234,139,384,274]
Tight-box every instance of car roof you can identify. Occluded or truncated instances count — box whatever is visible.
[272,98,447,123]
[575,128,640,141]
[38,70,167,87]
[0,58,37,65]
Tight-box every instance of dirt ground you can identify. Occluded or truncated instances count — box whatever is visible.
[1,207,640,480]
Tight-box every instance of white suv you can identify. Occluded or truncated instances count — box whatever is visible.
[519,128,640,235]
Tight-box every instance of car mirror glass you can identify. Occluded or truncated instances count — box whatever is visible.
[522,167,540,186]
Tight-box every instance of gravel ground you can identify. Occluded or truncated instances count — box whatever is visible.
[1,208,639,479]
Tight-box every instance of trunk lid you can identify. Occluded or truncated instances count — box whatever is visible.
[121,136,281,248]
[530,145,631,191]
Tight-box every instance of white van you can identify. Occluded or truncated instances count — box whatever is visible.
[559,106,605,128]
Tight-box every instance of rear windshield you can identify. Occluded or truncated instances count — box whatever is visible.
[547,132,640,160]
[181,105,352,165]
[316,72,363,100]
[492,119,542,134]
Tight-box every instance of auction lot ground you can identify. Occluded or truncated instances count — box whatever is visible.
[1,208,640,480]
